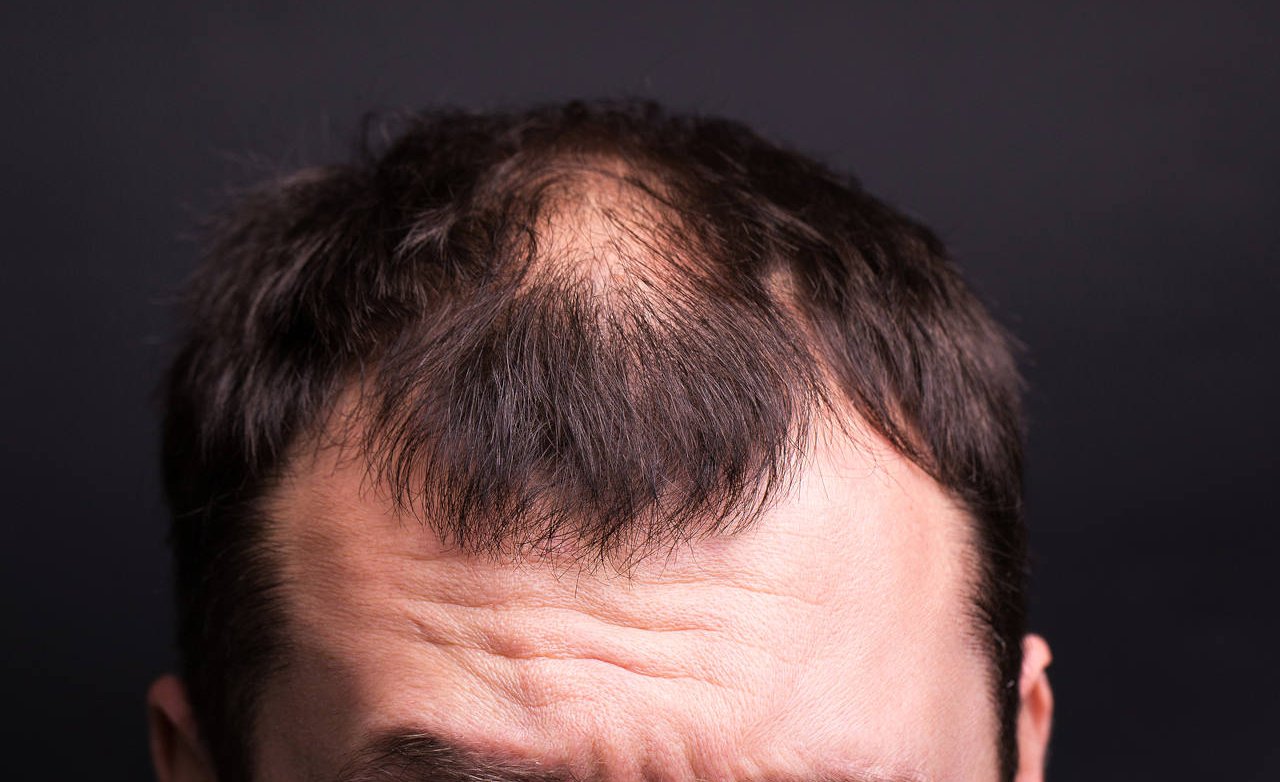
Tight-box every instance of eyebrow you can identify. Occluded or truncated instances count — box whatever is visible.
[332,729,927,782]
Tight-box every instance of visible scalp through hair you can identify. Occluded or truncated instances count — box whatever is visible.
[162,100,1027,782]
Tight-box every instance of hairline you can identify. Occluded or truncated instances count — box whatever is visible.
[164,101,1027,782]
[246,415,999,781]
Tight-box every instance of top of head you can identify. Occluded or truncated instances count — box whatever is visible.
[160,99,1028,782]
[167,100,1022,556]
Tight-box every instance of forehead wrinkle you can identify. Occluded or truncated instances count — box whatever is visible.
[334,727,932,782]
[273,407,973,669]
[268,390,987,782]
[399,603,736,693]
[322,543,824,709]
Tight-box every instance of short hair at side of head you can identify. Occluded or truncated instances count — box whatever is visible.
[161,100,1027,782]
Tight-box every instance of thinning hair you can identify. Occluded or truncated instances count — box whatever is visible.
[162,100,1027,782]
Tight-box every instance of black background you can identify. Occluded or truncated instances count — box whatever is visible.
[3,3,1278,780]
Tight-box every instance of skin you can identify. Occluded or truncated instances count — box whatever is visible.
[148,418,1053,782]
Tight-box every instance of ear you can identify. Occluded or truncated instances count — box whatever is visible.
[1014,634,1054,782]
[148,675,216,782]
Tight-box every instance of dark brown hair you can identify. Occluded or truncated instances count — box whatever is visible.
[162,99,1027,782]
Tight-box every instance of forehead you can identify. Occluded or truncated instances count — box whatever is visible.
[259,426,996,782]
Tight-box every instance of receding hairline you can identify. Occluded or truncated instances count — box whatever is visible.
[291,160,835,561]
[271,154,943,566]
[163,100,1028,782]
[259,404,988,782]
[253,146,999,771]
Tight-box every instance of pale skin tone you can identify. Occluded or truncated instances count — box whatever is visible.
[148,417,1053,782]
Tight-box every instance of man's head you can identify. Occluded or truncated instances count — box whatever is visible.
[150,100,1051,782]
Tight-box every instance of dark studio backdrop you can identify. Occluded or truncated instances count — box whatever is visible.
[3,3,1277,780]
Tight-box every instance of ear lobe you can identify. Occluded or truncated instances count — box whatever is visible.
[148,675,215,782]
[1014,634,1054,782]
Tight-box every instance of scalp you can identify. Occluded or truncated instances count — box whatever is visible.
[163,100,1028,782]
